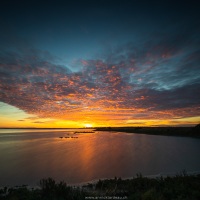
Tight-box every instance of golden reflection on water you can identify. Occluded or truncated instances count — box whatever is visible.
[78,134,96,180]
[0,130,200,186]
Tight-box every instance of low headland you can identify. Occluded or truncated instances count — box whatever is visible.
[1,172,200,200]
[95,124,200,138]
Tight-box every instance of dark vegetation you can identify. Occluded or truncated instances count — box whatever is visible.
[1,173,200,200]
[95,124,200,138]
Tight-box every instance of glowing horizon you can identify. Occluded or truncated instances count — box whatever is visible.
[0,102,199,128]
[0,1,200,128]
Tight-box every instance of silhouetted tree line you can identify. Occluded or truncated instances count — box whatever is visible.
[1,172,200,200]
[95,124,200,138]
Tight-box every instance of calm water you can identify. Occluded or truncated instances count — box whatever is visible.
[0,129,200,187]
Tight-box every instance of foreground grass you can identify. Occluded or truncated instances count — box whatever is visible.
[1,173,200,200]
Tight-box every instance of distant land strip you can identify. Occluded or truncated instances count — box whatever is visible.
[95,124,200,138]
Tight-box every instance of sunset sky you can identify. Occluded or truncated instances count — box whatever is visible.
[0,0,200,128]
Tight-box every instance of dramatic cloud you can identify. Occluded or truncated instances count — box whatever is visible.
[0,0,199,126]
[0,30,200,123]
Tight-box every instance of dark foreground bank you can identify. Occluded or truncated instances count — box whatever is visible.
[95,124,200,138]
[1,173,200,200]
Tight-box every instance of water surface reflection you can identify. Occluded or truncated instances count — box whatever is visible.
[0,130,200,186]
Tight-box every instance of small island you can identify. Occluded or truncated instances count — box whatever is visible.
[74,131,95,134]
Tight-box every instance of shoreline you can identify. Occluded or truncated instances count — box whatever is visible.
[95,125,200,138]
[1,173,200,199]
[1,170,200,189]
[1,125,199,138]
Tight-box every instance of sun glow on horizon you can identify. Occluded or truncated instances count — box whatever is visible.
[84,124,93,128]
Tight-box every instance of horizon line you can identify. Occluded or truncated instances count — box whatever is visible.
[0,125,198,129]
